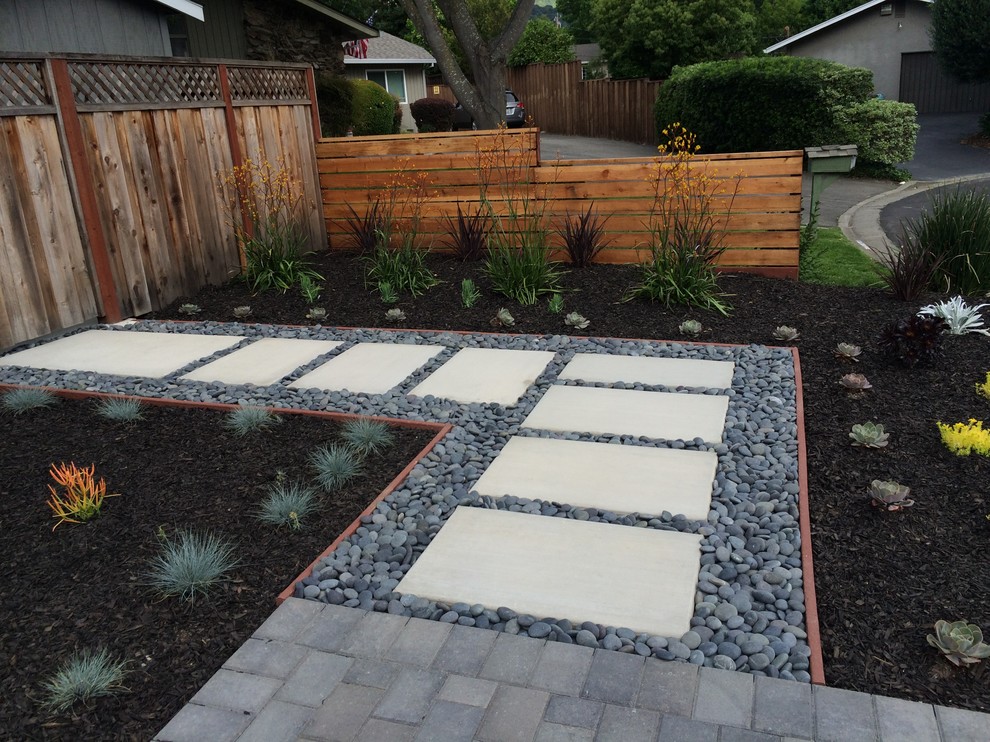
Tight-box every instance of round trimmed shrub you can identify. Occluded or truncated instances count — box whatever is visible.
[351,79,400,136]
[410,97,455,132]
[315,73,354,137]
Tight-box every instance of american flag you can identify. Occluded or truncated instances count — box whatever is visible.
[343,39,369,59]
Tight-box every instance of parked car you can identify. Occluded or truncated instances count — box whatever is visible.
[451,90,528,130]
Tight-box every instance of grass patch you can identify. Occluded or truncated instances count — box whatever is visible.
[801,228,881,288]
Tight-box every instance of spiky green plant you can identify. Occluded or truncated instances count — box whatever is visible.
[223,406,281,436]
[378,281,399,305]
[146,529,239,602]
[96,397,144,422]
[461,278,481,308]
[42,648,128,712]
[257,481,318,530]
[341,418,395,456]
[309,443,363,492]
[2,388,57,415]
[547,293,564,314]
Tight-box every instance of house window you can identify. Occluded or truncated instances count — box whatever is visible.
[367,70,407,103]
[167,14,190,57]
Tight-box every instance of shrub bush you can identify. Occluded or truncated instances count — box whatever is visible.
[834,98,919,166]
[410,97,455,132]
[351,80,399,136]
[314,74,354,137]
[908,188,990,295]
[654,57,873,152]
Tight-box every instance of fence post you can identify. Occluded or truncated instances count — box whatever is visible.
[218,63,251,271]
[306,66,322,140]
[47,58,122,323]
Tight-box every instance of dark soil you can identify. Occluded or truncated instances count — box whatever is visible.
[153,250,990,713]
[0,398,435,740]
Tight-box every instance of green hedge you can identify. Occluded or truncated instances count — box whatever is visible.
[834,98,919,165]
[351,79,401,136]
[314,74,354,137]
[410,97,455,132]
[654,57,874,153]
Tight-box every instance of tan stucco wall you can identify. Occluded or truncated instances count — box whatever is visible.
[345,66,429,132]
[784,3,932,100]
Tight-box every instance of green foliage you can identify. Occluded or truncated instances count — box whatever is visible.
[801,227,880,288]
[547,293,564,314]
[223,406,282,437]
[484,243,565,305]
[315,73,355,137]
[96,397,144,422]
[461,278,481,307]
[557,0,595,42]
[42,648,128,712]
[509,18,576,66]
[410,97,455,132]
[257,480,318,530]
[834,98,919,166]
[655,57,874,153]
[146,529,239,602]
[931,0,990,84]
[927,620,990,666]
[351,79,400,136]
[340,417,395,456]
[309,443,363,492]
[624,243,732,315]
[908,189,990,295]
[878,315,948,368]
[364,243,438,298]
[2,387,57,415]
[755,0,805,47]
[299,275,323,305]
[378,281,399,304]
[593,0,757,80]
[558,204,610,268]
[242,229,323,294]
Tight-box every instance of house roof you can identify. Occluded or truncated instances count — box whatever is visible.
[344,31,436,65]
[152,0,204,22]
[292,0,378,40]
[763,0,932,53]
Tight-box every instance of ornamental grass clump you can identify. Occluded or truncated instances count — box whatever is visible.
[47,462,118,531]
[908,188,990,295]
[340,417,395,456]
[2,387,57,415]
[223,406,281,436]
[558,204,610,268]
[444,205,489,262]
[936,419,990,456]
[309,443,363,492]
[95,397,144,422]
[257,481,318,530]
[146,529,239,602]
[42,648,128,712]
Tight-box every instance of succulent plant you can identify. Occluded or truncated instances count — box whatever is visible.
[868,480,914,511]
[850,422,889,448]
[772,325,800,341]
[879,315,948,368]
[840,373,872,392]
[232,305,251,318]
[306,307,328,322]
[491,308,515,328]
[385,308,406,323]
[834,343,862,362]
[547,293,564,314]
[926,620,990,667]
[679,319,703,337]
[177,303,201,316]
[564,312,590,330]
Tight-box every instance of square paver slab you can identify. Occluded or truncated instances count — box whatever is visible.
[409,347,555,406]
[473,436,716,519]
[397,507,701,637]
[522,385,728,443]
[290,342,444,394]
[0,329,241,377]
[181,338,341,385]
[560,354,734,389]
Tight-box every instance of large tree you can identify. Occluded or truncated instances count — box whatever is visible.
[508,18,575,66]
[592,0,757,80]
[930,0,990,84]
[557,0,595,43]
[399,0,535,128]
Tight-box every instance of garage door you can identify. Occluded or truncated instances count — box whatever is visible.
[900,51,990,113]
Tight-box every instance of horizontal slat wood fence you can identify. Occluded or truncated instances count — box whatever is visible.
[507,62,662,145]
[0,54,323,350]
[318,129,802,278]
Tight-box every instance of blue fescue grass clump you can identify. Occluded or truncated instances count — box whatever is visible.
[146,529,239,602]
[95,397,144,422]
[257,480,318,530]
[223,406,282,436]
[2,387,57,415]
[340,417,395,456]
[309,443,363,492]
[42,647,128,712]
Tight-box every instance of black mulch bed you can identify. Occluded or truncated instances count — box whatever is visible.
[152,249,990,713]
[0,399,435,740]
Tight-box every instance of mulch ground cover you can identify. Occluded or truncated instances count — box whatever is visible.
[0,399,435,740]
[152,249,990,713]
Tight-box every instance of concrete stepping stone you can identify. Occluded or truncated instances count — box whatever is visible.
[560,354,734,389]
[0,329,241,378]
[409,347,555,406]
[289,342,444,395]
[397,507,702,637]
[180,338,342,386]
[522,386,728,444]
[473,436,716,520]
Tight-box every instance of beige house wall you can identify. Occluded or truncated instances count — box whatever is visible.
[345,65,429,131]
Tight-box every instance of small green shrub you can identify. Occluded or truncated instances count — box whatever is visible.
[223,406,282,436]
[461,278,481,308]
[410,97,455,132]
[96,397,144,422]
[146,529,239,602]
[310,443,363,492]
[364,243,438,298]
[315,74,355,137]
[340,417,395,456]
[351,80,400,136]
[624,243,732,316]
[2,387,57,415]
[42,648,128,712]
[908,189,990,295]
[258,481,318,530]
[835,98,919,166]
[484,243,564,305]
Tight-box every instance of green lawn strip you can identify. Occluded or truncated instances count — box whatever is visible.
[801,227,882,288]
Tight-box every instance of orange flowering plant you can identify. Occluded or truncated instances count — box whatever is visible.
[47,462,119,530]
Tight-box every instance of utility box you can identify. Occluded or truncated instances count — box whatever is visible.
[805,145,858,220]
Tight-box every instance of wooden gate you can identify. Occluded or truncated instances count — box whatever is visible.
[900,52,990,114]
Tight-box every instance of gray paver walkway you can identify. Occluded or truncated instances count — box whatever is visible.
[155,599,987,742]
